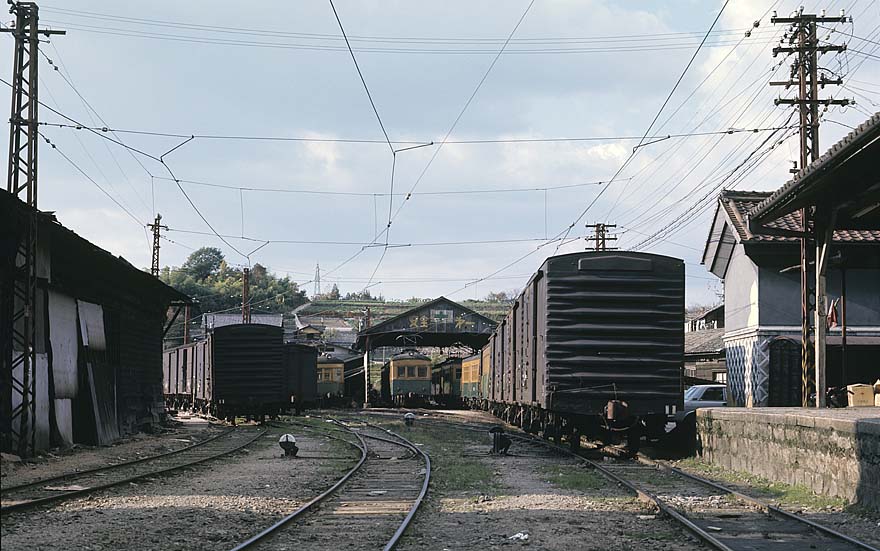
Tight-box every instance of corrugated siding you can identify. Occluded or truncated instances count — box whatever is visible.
[117,308,166,432]
[541,252,683,416]
[212,324,284,405]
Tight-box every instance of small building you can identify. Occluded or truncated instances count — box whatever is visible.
[685,304,724,332]
[1,191,190,452]
[684,328,726,383]
[703,180,880,407]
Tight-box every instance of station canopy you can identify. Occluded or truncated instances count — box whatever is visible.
[355,297,497,351]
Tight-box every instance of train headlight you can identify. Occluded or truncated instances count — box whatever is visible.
[279,433,298,457]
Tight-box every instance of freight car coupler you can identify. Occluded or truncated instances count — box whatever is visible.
[279,434,299,457]
[404,413,415,427]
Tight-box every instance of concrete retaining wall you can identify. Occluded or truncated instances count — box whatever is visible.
[696,407,880,510]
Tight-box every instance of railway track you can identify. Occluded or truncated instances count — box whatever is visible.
[1,426,267,514]
[381,411,878,551]
[231,420,430,551]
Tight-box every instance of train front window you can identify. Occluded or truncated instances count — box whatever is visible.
[407,365,416,378]
[397,366,405,378]
[417,366,427,378]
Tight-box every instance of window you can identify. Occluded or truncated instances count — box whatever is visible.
[713,372,728,384]
[396,366,405,378]
[455,367,462,379]
[701,387,725,401]
[417,366,427,378]
[335,369,342,381]
[407,365,416,378]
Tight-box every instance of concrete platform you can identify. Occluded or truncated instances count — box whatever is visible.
[696,407,879,510]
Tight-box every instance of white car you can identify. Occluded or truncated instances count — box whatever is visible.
[683,384,728,413]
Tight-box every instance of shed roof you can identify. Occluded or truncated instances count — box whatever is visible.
[750,112,880,229]
[1,190,189,307]
[685,328,725,355]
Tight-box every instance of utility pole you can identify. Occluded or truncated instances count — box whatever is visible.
[1,2,64,457]
[242,268,251,324]
[147,214,167,277]
[771,8,848,407]
[314,263,321,297]
[586,223,618,251]
[363,306,371,407]
[183,304,191,344]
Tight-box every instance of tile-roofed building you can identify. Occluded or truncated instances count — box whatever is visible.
[684,328,726,383]
[702,187,880,408]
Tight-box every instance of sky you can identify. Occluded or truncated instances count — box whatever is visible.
[3,0,878,308]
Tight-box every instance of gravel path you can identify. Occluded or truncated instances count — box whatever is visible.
[383,414,706,551]
[1,416,222,489]
[1,423,358,551]
[673,460,880,547]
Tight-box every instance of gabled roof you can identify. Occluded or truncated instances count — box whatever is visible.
[355,296,497,350]
[702,190,880,278]
[720,191,880,243]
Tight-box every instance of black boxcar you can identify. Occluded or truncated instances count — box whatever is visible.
[486,251,683,446]
[284,343,318,410]
[164,324,285,420]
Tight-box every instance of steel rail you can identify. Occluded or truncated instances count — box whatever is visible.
[0,426,235,493]
[341,419,432,551]
[1,427,267,514]
[403,414,878,551]
[229,421,368,551]
[644,458,880,551]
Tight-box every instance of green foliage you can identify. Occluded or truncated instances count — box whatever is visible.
[160,248,307,318]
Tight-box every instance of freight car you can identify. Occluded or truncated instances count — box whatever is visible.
[482,251,684,451]
[284,343,319,412]
[163,324,286,421]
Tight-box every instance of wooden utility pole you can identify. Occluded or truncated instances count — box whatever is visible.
[148,214,167,277]
[242,268,251,324]
[1,2,64,457]
[771,9,848,407]
[586,223,618,251]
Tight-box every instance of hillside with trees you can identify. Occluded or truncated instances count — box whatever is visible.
[160,246,308,318]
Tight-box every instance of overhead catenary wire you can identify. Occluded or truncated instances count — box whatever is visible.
[37,120,799,145]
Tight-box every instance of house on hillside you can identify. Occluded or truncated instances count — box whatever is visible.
[685,304,724,332]
[702,189,880,407]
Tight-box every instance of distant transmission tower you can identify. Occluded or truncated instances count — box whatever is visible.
[586,223,618,251]
[147,214,167,277]
[314,263,321,296]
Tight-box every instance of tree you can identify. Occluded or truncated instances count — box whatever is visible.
[181,247,224,280]
[485,291,510,303]
[327,283,340,300]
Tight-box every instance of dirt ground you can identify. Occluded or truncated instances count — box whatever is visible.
[1,419,358,551]
[378,411,706,551]
[4,409,874,550]
[1,416,222,488]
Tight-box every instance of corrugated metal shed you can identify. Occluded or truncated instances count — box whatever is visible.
[1,190,189,451]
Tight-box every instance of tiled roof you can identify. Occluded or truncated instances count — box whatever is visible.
[720,190,880,243]
[685,328,725,355]
[751,112,880,222]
